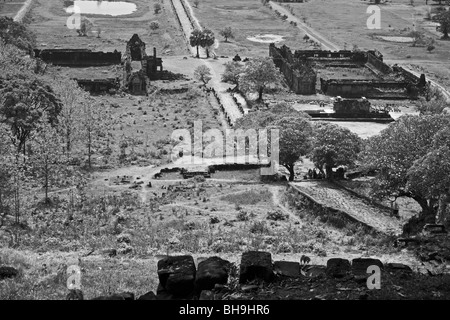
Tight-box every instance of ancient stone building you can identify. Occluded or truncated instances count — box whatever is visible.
[128,71,148,95]
[122,35,164,95]
[269,44,426,100]
[270,44,316,95]
[142,47,163,80]
[126,34,146,61]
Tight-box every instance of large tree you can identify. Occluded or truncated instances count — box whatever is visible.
[362,114,450,221]
[189,29,203,58]
[0,77,62,154]
[240,57,283,101]
[222,61,244,91]
[200,28,215,58]
[236,103,312,180]
[407,126,450,225]
[194,65,212,85]
[310,122,362,179]
[270,117,313,181]
[0,17,36,53]
[433,9,450,40]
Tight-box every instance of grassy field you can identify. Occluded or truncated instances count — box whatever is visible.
[26,0,188,55]
[0,0,26,18]
[91,81,222,167]
[0,176,414,299]
[191,0,312,58]
[286,0,450,87]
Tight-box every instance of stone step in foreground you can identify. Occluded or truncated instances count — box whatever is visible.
[64,252,416,300]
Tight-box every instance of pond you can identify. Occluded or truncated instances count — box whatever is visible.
[247,34,285,43]
[378,36,414,43]
[65,1,137,16]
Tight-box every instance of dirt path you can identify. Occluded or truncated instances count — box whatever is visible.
[291,181,402,235]
[269,185,303,227]
[13,0,33,22]
[268,1,340,52]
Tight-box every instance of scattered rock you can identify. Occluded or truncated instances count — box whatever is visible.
[195,256,231,291]
[274,261,300,277]
[239,251,274,284]
[326,258,351,278]
[0,266,19,280]
[157,255,196,297]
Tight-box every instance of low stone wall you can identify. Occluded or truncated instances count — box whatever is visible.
[270,44,316,94]
[75,78,121,93]
[287,184,376,232]
[321,78,415,99]
[63,251,413,300]
[34,49,122,67]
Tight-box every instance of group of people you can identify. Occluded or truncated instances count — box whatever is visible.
[304,168,325,180]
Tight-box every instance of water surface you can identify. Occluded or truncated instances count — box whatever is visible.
[65,1,137,16]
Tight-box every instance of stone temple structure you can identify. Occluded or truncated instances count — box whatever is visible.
[269,43,426,100]
[33,34,164,95]
[123,34,164,95]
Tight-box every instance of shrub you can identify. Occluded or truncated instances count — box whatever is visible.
[249,221,268,234]
[236,211,249,221]
[267,210,288,221]
[210,217,220,224]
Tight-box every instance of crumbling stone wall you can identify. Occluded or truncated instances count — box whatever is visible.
[33,49,121,67]
[270,44,424,99]
[270,44,317,94]
[67,251,413,300]
[321,79,416,99]
[75,78,120,94]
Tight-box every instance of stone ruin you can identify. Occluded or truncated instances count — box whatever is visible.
[62,251,414,300]
[269,44,426,100]
[33,34,164,95]
[33,48,122,67]
[123,34,164,95]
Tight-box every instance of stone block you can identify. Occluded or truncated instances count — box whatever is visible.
[274,261,300,277]
[157,255,196,297]
[239,251,274,284]
[326,258,351,278]
[195,257,230,291]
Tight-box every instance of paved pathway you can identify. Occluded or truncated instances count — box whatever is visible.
[171,0,244,125]
[291,181,402,235]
